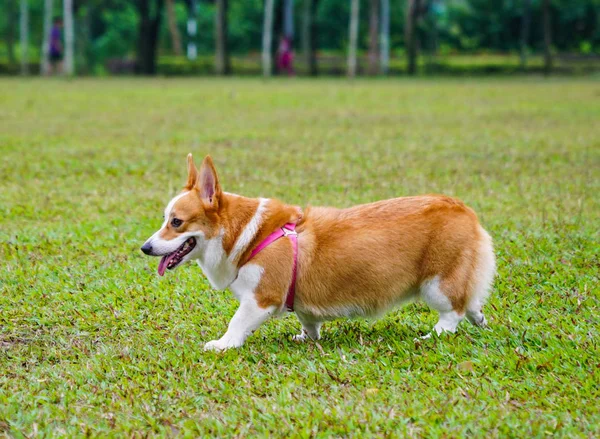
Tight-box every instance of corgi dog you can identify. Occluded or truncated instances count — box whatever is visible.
[141,154,495,351]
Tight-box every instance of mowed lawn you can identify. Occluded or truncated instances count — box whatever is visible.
[0,78,599,438]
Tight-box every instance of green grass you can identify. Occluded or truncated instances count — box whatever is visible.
[0,78,599,438]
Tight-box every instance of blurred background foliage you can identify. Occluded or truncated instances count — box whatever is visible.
[1,0,599,75]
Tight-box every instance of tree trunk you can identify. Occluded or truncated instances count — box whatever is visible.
[148,0,164,74]
[309,0,319,75]
[19,0,29,75]
[302,0,320,76]
[380,0,390,75]
[302,0,311,73]
[347,0,359,77]
[262,0,275,77]
[41,0,53,75]
[63,0,75,75]
[272,0,283,73]
[166,0,183,56]
[137,0,150,73]
[186,0,198,60]
[215,0,230,74]
[6,0,17,66]
[519,0,531,70]
[77,4,92,74]
[137,0,164,75]
[368,0,379,75]
[429,2,437,56]
[542,0,552,76]
[283,0,294,38]
[405,0,418,76]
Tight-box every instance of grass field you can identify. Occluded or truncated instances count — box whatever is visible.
[0,78,599,438]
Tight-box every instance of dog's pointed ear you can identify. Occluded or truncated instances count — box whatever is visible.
[185,153,199,190]
[196,155,222,208]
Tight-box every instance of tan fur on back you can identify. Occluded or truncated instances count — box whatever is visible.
[251,195,486,316]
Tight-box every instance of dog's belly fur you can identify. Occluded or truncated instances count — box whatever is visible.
[293,195,493,320]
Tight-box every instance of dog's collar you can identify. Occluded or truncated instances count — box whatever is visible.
[246,222,298,312]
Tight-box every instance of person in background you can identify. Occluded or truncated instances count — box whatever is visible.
[49,18,63,75]
[277,35,294,76]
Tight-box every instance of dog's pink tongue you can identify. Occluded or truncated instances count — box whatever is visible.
[158,254,172,276]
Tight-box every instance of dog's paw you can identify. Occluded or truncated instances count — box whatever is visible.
[414,333,433,342]
[292,329,320,342]
[292,333,308,342]
[204,338,242,352]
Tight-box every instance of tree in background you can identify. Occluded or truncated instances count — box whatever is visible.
[368,0,379,75]
[262,0,275,77]
[543,0,552,75]
[302,0,320,76]
[63,0,75,75]
[283,0,294,39]
[302,0,313,75]
[2,0,600,77]
[405,0,416,75]
[520,0,531,70]
[347,0,359,77]
[380,0,390,75]
[76,3,93,75]
[6,0,18,67]
[185,0,199,60]
[136,0,164,74]
[166,0,183,56]
[405,0,430,76]
[215,0,230,75]
[41,0,53,75]
[19,0,29,75]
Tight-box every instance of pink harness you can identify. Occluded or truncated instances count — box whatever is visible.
[246,223,298,312]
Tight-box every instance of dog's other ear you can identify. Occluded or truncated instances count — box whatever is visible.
[197,155,222,208]
[185,153,199,190]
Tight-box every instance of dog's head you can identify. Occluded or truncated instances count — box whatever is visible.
[141,154,223,275]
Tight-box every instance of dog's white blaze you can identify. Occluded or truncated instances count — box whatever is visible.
[144,191,193,255]
[229,198,269,262]
[163,191,189,227]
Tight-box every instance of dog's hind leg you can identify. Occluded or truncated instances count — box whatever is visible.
[419,276,465,337]
[466,227,495,328]
[293,312,322,341]
[420,227,495,338]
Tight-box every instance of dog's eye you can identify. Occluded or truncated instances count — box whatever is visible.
[171,218,183,228]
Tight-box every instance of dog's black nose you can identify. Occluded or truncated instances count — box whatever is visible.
[140,242,153,255]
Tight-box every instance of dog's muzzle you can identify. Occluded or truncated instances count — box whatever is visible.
[140,242,153,255]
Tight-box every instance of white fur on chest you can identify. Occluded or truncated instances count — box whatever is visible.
[194,231,237,290]
[192,196,269,292]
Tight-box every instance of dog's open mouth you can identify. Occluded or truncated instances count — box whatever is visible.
[157,237,196,276]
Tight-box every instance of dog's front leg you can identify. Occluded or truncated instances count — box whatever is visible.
[204,299,276,351]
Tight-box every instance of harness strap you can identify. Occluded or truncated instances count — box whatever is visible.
[247,222,298,312]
